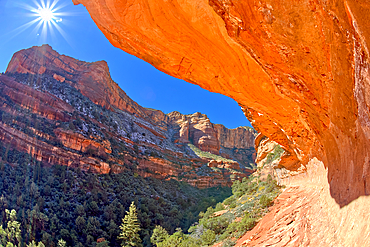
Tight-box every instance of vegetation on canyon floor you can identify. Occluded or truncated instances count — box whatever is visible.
[0,145,232,247]
[149,174,281,247]
[0,140,282,247]
[0,160,280,247]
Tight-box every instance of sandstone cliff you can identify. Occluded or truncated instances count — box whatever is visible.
[1,45,256,188]
[71,0,370,245]
[167,111,256,167]
[72,0,370,205]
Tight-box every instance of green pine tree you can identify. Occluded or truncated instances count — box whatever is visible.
[118,201,142,247]
[200,229,216,246]
[26,240,45,247]
[57,239,66,247]
[0,209,22,247]
[150,225,169,246]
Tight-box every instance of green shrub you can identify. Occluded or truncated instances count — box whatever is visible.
[0,159,231,247]
[151,225,169,246]
[259,195,273,207]
[238,215,256,232]
[157,228,183,247]
[201,229,216,246]
[151,173,282,247]
[265,145,284,164]
[179,236,201,247]
[215,202,225,211]
[223,196,235,206]
[201,215,231,235]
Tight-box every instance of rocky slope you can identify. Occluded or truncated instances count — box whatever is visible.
[71,0,370,245]
[1,45,256,188]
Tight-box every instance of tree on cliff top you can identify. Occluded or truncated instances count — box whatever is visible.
[118,201,142,247]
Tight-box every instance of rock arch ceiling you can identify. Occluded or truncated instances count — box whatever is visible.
[72,0,370,207]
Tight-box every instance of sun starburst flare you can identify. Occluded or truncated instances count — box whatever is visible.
[7,0,70,44]
[36,7,56,22]
[29,0,65,38]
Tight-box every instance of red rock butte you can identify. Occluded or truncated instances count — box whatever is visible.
[72,0,370,245]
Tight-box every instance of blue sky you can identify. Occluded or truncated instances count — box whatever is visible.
[0,0,252,129]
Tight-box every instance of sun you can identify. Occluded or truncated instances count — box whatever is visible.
[36,7,56,23]
[23,0,66,41]
[30,0,63,24]
[7,0,70,46]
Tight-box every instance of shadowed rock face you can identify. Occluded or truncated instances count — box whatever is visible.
[2,45,256,188]
[72,0,370,206]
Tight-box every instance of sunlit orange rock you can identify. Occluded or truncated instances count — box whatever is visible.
[234,158,370,247]
[53,74,65,82]
[216,124,256,150]
[71,0,370,244]
[168,111,221,154]
[6,45,256,160]
[168,111,256,156]
[72,0,370,206]
[207,160,240,170]
[54,128,112,154]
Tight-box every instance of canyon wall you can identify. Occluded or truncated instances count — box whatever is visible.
[70,0,370,245]
[6,45,256,159]
[2,45,256,188]
[167,111,256,165]
[72,0,370,206]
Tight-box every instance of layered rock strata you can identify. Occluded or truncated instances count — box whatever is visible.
[1,45,256,188]
[167,111,257,166]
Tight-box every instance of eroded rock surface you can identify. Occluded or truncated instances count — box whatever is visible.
[70,0,370,245]
[235,158,370,247]
[72,0,370,206]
